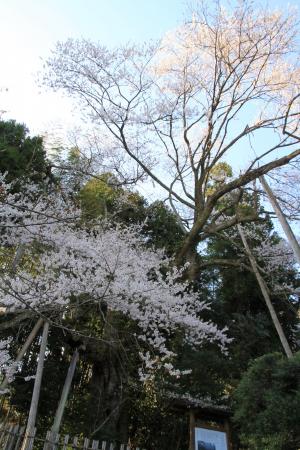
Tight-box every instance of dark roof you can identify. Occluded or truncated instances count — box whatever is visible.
[166,392,232,418]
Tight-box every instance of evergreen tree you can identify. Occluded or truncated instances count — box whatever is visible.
[0,120,49,185]
[205,217,299,384]
[233,352,300,450]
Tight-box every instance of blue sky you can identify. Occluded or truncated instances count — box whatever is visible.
[1,0,298,133]
[0,0,187,135]
[0,0,299,136]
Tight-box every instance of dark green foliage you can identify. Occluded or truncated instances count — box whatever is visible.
[143,201,185,255]
[172,344,229,402]
[79,175,185,255]
[7,326,74,430]
[205,220,299,385]
[79,173,146,225]
[233,352,300,449]
[128,383,189,450]
[0,120,48,185]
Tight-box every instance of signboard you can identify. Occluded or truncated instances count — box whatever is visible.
[195,427,228,450]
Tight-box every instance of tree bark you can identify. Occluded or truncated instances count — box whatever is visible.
[176,149,300,265]
[260,175,300,265]
[21,321,49,450]
[237,225,293,358]
[87,311,128,442]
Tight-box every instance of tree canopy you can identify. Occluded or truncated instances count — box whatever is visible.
[44,1,300,275]
[0,120,48,185]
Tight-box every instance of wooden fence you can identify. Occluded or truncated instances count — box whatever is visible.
[0,423,145,450]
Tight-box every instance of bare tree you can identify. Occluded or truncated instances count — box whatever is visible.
[44,1,300,271]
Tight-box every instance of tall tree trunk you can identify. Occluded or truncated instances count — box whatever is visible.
[0,318,44,392]
[260,175,300,265]
[51,348,79,435]
[237,224,293,358]
[88,311,128,442]
[21,321,49,450]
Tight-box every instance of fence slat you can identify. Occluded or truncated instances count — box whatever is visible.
[5,424,18,450]
[3,424,13,450]
[44,430,60,450]
[91,440,99,449]
[0,423,141,450]
[0,423,5,447]
[43,430,51,450]
[1,425,10,449]
[62,434,70,450]
[72,435,79,449]
[15,425,25,450]
[24,427,36,450]
[7,424,19,450]
[82,437,90,449]
[53,431,60,450]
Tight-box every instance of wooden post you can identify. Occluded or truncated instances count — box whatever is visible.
[51,348,79,435]
[224,419,232,450]
[21,321,49,450]
[260,175,300,265]
[0,318,44,392]
[237,224,293,358]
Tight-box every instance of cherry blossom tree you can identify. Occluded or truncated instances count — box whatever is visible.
[43,1,300,274]
[0,177,229,384]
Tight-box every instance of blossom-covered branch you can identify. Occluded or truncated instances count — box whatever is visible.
[0,179,229,380]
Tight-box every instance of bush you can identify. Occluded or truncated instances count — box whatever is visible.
[233,352,300,450]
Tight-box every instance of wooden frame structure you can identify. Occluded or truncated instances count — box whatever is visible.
[189,407,232,450]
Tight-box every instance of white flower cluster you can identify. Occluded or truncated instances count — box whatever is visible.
[237,224,296,269]
[0,338,14,387]
[0,180,229,378]
[229,223,297,294]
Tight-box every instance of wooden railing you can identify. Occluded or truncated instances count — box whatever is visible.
[0,423,145,450]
